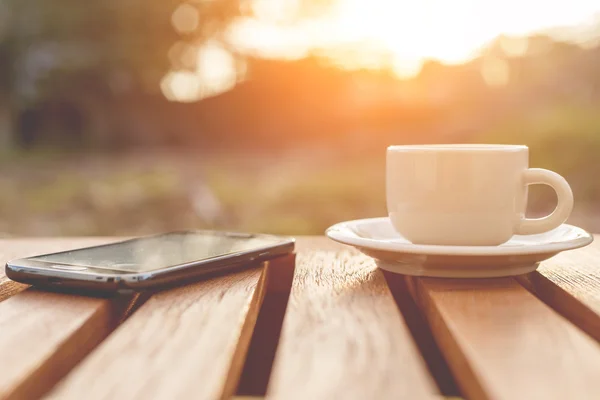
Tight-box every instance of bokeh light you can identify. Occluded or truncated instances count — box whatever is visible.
[481,56,510,86]
[162,41,238,102]
[2,0,600,238]
[168,41,198,70]
[163,0,600,99]
[195,41,238,98]
[161,71,201,102]
[499,36,530,57]
[171,3,200,34]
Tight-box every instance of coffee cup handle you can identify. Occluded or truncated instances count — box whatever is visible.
[515,168,574,235]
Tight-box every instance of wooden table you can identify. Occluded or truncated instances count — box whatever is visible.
[1,236,600,400]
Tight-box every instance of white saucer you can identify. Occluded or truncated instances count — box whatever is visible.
[325,217,594,278]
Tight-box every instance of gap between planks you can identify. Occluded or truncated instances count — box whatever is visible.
[517,236,600,343]
[0,289,141,400]
[3,236,600,400]
[0,238,277,400]
[237,252,297,396]
[266,237,439,399]
[409,275,600,400]
[383,271,460,397]
[0,238,138,400]
[46,257,290,400]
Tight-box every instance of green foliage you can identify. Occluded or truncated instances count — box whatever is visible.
[204,156,386,235]
[0,0,337,104]
[478,104,600,205]
[0,136,597,237]
[0,0,245,103]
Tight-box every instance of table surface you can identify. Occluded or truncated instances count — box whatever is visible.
[1,236,600,400]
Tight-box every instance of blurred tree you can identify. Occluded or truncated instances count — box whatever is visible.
[1,0,184,147]
[2,0,242,100]
[0,0,335,148]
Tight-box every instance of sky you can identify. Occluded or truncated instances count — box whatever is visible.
[164,0,600,101]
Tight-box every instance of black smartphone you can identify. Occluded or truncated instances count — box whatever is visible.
[6,231,294,292]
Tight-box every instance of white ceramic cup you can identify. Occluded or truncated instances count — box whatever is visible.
[386,144,573,246]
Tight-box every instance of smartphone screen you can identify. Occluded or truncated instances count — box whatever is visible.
[28,232,286,273]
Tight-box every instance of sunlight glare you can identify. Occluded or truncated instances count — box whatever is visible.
[227,18,311,59]
[499,36,530,57]
[392,58,424,80]
[226,0,600,79]
[252,0,300,23]
[481,56,510,86]
[164,0,600,101]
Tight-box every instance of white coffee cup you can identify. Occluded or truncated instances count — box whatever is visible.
[386,144,573,246]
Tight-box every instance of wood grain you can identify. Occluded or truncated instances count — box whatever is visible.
[0,288,134,400]
[266,238,438,400]
[48,263,269,400]
[0,238,132,400]
[517,236,600,341]
[411,276,600,400]
[0,238,118,301]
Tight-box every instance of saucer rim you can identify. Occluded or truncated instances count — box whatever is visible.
[325,217,594,256]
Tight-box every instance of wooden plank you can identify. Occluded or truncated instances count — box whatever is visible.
[0,288,136,400]
[237,254,296,396]
[383,271,460,396]
[411,276,600,400]
[517,235,600,341]
[0,238,134,400]
[48,262,270,400]
[0,238,117,301]
[266,237,438,399]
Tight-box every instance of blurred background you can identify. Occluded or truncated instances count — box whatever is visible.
[0,0,599,237]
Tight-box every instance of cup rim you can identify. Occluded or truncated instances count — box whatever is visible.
[387,144,528,152]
